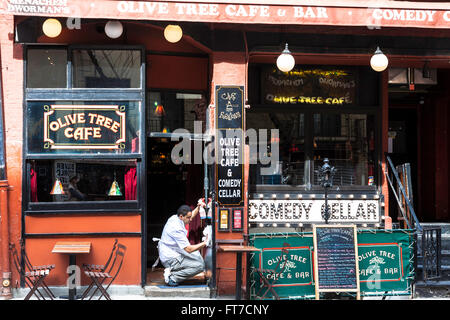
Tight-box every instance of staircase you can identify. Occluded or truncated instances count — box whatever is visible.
[414,223,450,298]
[383,157,449,298]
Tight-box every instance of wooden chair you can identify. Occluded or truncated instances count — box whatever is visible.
[80,239,118,298]
[254,245,290,300]
[81,243,127,300]
[10,241,56,300]
[82,239,118,273]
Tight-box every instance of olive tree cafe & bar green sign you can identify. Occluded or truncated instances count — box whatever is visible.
[248,229,414,300]
[43,104,126,150]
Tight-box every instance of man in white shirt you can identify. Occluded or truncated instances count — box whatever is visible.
[158,203,208,286]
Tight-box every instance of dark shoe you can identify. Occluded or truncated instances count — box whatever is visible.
[167,279,178,287]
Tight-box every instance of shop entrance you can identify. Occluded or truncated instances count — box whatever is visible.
[387,106,419,224]
[145,137,207,286]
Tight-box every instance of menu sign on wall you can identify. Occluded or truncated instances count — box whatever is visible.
[261,66,357,106]
[215,86,244,207]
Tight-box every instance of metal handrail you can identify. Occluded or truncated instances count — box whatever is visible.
[383,155,422,232]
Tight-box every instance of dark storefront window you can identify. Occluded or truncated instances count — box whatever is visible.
[72,49,141,88]
[24,45,144,211]
[248,112,376,187]
[27,48,67,88]
[30,160,136,202]
[248,64,380,190]
[147,91,206,133]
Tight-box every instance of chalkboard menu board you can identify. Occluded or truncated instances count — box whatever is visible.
[313,225,360,299]
[215,86,244,206]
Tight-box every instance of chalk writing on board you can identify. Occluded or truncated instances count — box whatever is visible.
[314,226,359,291]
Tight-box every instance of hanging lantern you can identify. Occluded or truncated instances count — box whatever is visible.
[108,180,122,196]
[164,25,183,43]
[276,43,295,72]
[50,179,65,195]
[105,20,123,39]
[370,47,389,72]
[42,18,62,38]
[154,104,165,116]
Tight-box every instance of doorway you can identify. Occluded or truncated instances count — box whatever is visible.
[145,137,206,285]
[387,103,419,224]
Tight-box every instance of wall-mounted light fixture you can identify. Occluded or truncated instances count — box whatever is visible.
[42,18,62,38]
[164,24,183,43]
[276,43,295,72]
[105,20,123,39]
[370,47,389,72]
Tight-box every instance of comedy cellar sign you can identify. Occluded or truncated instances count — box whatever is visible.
[215,85,244,206]
[249,199,380,224]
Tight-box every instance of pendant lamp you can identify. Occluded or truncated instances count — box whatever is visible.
[276,43,295,72]
[50,179,65,195]
[108,180,122,196]
[154,103,165,116]
[370,47,389,72]
[164,25,183,43]
[42,18,62,38]
[105,20,123,39]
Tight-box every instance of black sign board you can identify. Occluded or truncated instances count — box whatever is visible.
[215,86,244,207]
[313,225,360,299]
[216,86,244,129]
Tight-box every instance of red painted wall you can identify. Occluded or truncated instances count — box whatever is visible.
[0,19,210,289]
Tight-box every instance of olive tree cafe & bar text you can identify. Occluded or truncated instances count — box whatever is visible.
[0,0,449,299]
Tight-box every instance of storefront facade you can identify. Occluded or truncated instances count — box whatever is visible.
[0,0,450,298]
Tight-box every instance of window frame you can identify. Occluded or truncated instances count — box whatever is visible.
[23,44,146,214]
[247,104,382,193]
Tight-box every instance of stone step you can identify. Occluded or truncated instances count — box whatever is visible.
[144,285,211,299]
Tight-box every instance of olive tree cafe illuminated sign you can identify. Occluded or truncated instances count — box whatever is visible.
[262,67,357,106]
[43,104,126,150]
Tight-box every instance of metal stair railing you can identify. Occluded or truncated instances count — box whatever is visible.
[383,155,441,282]
[383,156,421,231]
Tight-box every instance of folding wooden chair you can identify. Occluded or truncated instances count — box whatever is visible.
[81,243,127,300]
[255,245,290,300]
[80,239,118,298]
[10,242,56,300]
[82,239,118,273]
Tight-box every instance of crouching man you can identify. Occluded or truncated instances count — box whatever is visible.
[158,203,208,286]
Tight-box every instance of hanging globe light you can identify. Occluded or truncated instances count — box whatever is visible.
[42,18,62,38]
[276,43,295,73]
[164,25,183,43]
[370,47,389,72]
[105,20,123,39]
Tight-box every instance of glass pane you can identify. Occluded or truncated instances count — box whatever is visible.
[27,101,141,154]
[27,49,67,88]
[247,112,305,185]
[30,160,137,202]
[313,113,376,186]
[73,50,141,88]
[147,91,206,133]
